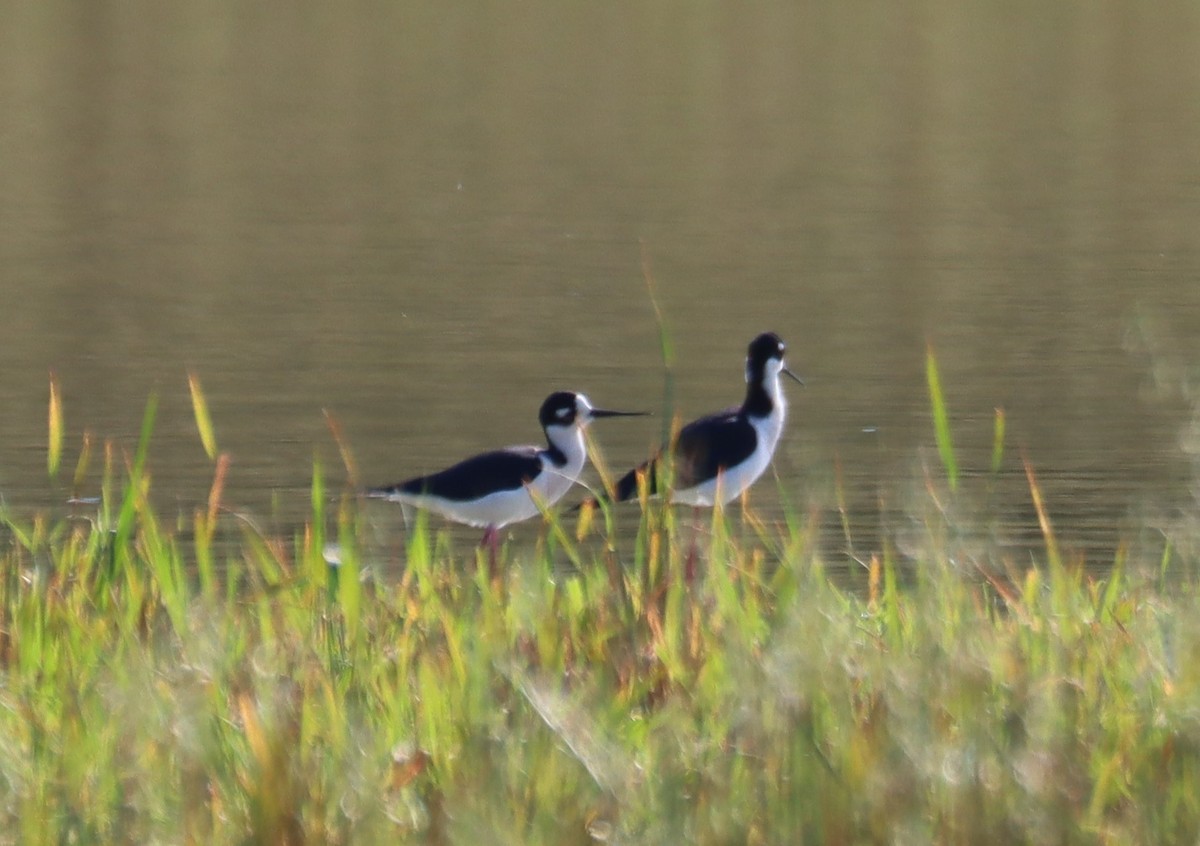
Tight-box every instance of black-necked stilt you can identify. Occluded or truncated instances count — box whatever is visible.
[608,332,803,507]
[367,391,645,558]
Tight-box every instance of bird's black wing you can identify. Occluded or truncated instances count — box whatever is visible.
[371,446,542,502]
[673,410,758,487]
[613,408,757,500]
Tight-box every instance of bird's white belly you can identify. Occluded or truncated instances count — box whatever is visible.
[394,457,582,528]
[426,487,543,528]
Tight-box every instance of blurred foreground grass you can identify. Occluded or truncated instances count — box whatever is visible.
[2,376,1200,844]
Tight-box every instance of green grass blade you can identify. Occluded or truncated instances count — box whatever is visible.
[114,394,158,556]
[641,242,674,370]
[309,454,327,588]
[925,344,958,492]
[71,431,93,497]
[642,242,678,450]
[991,407,1006,475]
[1099,543,1126,621]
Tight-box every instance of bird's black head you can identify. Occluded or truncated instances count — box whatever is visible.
[539,391,581,429]
[539,391,649,431]
[745,332,804,388]
[747,332,787,367]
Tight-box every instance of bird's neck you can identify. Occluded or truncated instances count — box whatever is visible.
[543,425,585,471]
[742,365,785,420]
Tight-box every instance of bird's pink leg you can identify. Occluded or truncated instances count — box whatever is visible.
[684,506,700,582]
[480,525,500,577]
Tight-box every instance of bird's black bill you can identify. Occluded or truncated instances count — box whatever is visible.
[783,366,805,386]
[589,409,650,419]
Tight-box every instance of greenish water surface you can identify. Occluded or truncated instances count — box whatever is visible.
[2,0,1199,567]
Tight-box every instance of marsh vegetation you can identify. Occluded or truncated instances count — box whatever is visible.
[2,365,1198,845]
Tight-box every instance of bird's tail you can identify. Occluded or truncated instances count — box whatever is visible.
[364,483,410,501]
[613,460,658,501]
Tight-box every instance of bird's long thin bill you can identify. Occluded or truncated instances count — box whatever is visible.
[590,409,650,419]
[783,367,805,386]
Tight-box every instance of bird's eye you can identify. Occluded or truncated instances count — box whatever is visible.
[557,407,571,418]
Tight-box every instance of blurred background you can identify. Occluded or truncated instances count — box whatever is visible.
[2,0,1199,563]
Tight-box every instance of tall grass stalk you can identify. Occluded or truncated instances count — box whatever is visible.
[47,373,63,480]
[926,343,958,491]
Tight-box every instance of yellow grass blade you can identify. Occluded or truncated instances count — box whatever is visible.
[188,372,218,461]
[1023,454,1061,570]
[48,373,63,479]
[207,452,231,534]
[324,409,360,489]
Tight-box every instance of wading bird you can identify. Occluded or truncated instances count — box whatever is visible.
[368,391,645,564]
[607,332,803,507]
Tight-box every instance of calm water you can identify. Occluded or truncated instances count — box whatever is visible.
[2,0,1200,566]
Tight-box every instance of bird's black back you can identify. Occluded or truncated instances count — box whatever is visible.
[373,447,543,502]
[613,409,758,500]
